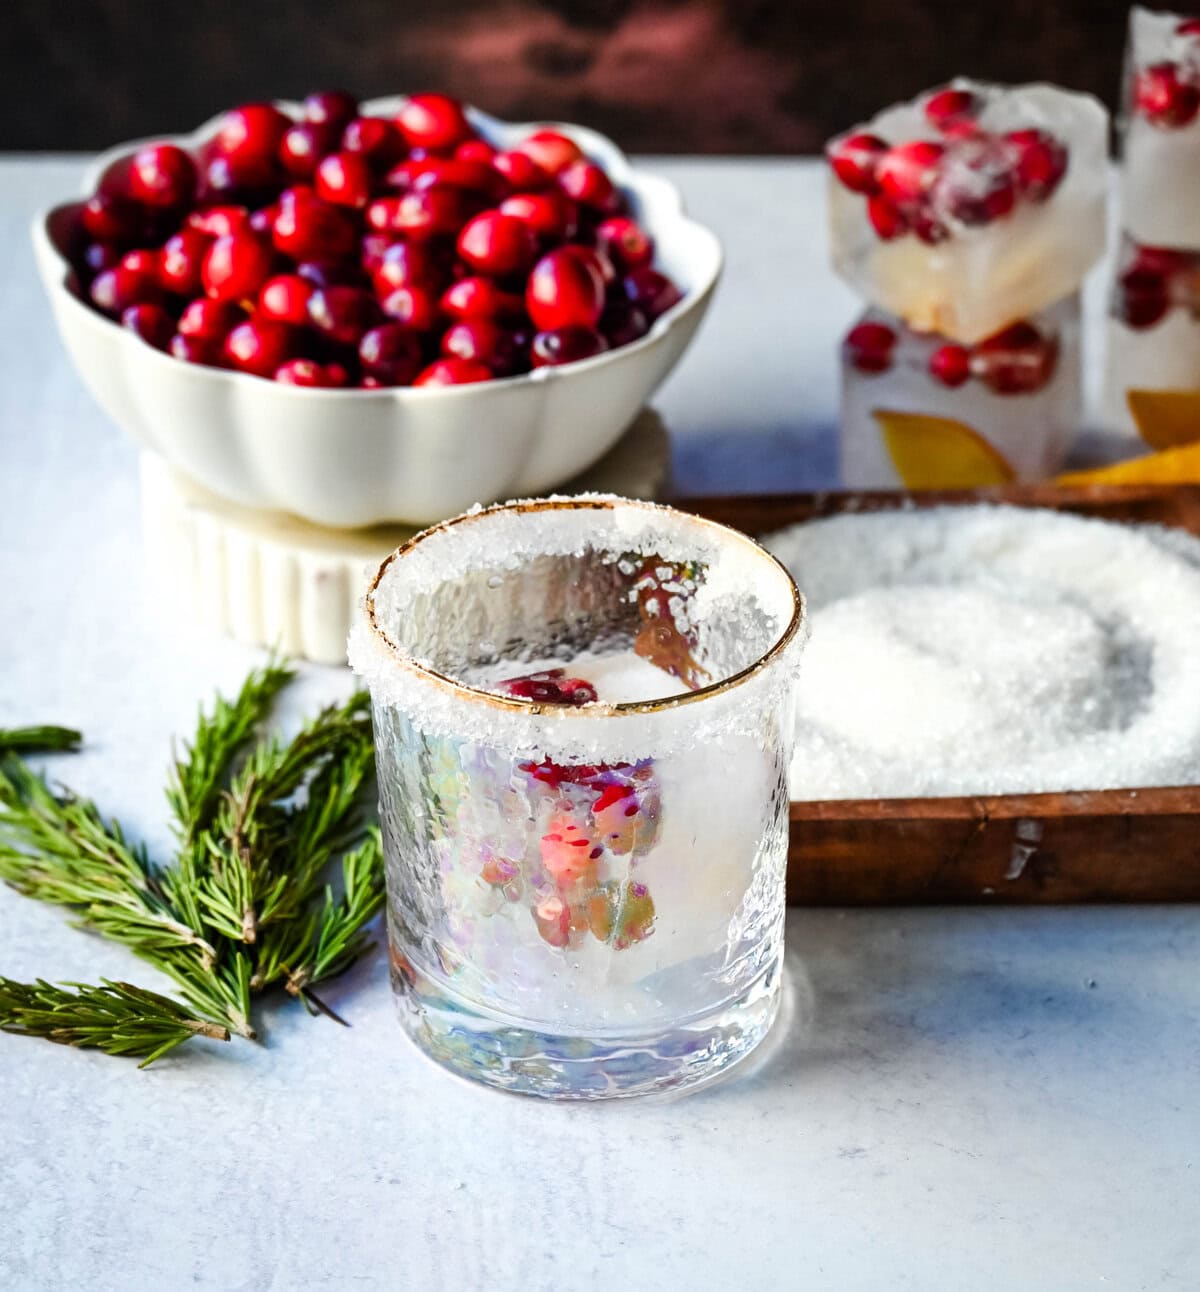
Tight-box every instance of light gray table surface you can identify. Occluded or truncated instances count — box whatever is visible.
[1,156,1197,1292]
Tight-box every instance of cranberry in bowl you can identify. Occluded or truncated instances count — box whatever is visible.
[32,94,721,528]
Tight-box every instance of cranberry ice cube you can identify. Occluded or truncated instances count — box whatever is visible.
[827,79,1107,343]
[1121,6,1200,249]
[839,296,1081,488]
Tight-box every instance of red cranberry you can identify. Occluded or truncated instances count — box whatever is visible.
[279,122,338,179]
[622,267,682,320]
[341,116,405,169]
[1178,18,1200,37]
[186,205,250,237]
[178,297,245,340]
[396,94,472,150]
[1135,62,1200,128]
[410,158,507,202]
[923,87,979,131]
[129,144,197,208]
[526,248,605,330]
[121,303,175,350]
[826,132,890,195]
[367,188,471,238]
[273,188,356,260]
[597,216,653,271]
[359,323,423,385]
[413,357,493,386]
[295,258,368,290]
[200,153,249,202]
[249,203,278,235]
[974,321,1057,395]
[315,151,373,208]
[516,129,584,176]
[223,317,296,377]
[457,211,538,277]
[498,670,597,704]
[169,332,224,366]
[1004,129,1069,202]
[158,229,210,296]
[213,104,290,184]
[876,140,945,204]
[304,90,359,130]
[275,357,349,387]
[202,233,275,302]
[380,285,442,332]
[82,242,121,277]
[913,213,949,244]
[360,232,394,273]
[89,261,162,315]
[308,285,382,347]
[372,240,441,295]
[936,146,1016,227]
[500,191,579,242]
[565,244,616,287]
[492,150,552,191]
[928,343,971,387]
[557,160,620,214]
[258,273,314,324]
[867,194,908,239]
[1133,244,1193,277]
[843,320,896,374]
[599,299,649,347]
[531,326,608,367]
[456,139,496,163]
[440,276,524,322]
[1116,266,1170,329]
[441,319,521,374]
[81,192,141,244]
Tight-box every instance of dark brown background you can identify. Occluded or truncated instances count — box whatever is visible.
[7,0,1133,153]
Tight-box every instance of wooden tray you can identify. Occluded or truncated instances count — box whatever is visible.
[673,484,1200,905]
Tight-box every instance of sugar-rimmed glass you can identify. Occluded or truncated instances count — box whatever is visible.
[349,495,806,1099]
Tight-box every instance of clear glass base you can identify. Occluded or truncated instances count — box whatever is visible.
[390,948,783,1100]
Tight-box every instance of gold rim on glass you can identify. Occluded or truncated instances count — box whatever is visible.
[363,496,804,717]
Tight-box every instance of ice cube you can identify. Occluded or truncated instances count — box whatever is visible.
[1121,7,1200,249]
[1102,235,1200,436]
[827,79,1107,343]
[839,296,1080,488]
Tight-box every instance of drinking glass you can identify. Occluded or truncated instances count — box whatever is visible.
[350,496,806,1098]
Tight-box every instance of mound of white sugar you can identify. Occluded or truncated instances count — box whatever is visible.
[766,505,1200,799]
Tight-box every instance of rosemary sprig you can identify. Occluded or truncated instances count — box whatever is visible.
[0,668,383,1066]
[0,726,81,755]
[0,977,229,1067]
[166,661,294,847]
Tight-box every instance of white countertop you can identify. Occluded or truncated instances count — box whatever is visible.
[1,156,1197,1291]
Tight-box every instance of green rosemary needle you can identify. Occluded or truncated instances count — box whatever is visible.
[0,726,82,755]
[0,977,229,1067]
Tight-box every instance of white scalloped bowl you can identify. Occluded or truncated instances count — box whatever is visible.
[32,98,721,529]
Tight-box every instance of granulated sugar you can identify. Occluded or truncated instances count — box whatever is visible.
[766,505,1200,799]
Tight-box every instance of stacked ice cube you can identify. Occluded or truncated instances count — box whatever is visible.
[1106,7,1200,437]
[826,80,1108,488]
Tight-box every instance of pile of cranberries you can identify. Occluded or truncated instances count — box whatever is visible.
[70,92,683,388]
[827,86,1069,245]
[1133,19,1200,128]
[844,315,1060,396]
[1113,239,1198,329]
